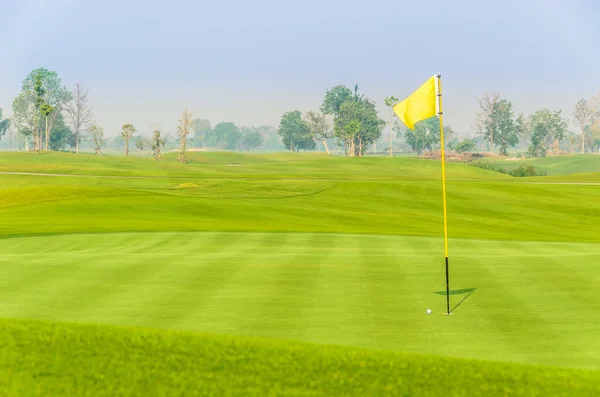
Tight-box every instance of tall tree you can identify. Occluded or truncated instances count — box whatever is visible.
[527,109,568,157]
[322,85,384,156]
[64,83,93,154]
[120,124,136,156]
[573,99,591,154]
[0,109,10,140]
[177,108,193,163]
[384,96,399,156]
[90,124,105,156]
[491,99,519,156]
[278,111,315,152]
[304,110,332,154]
[474,91,500,152]
[212,122,239,149]
[11,90,37,151]
[152,129,166,160]
[21,68,72,151]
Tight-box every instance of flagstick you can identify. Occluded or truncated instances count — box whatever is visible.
[435,73,451,315]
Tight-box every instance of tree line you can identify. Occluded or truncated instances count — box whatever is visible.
[2,67,600,160]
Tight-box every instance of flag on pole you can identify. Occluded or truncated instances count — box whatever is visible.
[392,76,437,130]
[393,74,452,314]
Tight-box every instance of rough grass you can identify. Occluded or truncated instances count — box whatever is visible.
[2,318,599,397]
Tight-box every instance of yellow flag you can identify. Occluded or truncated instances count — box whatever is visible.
[393,76,437,130]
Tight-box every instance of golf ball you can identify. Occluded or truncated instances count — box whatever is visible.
[426,309,432,314]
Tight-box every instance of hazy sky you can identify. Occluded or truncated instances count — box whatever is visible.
[1,0,599,137]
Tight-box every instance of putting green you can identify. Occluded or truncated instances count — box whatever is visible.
[1,231,598,369]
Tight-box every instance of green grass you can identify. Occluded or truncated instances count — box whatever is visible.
[2,318,599,397]
[1,151,600,395]
[479,155,600,177]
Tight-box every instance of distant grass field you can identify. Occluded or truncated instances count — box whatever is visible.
[1,151,599,395]
[479,154,600,177]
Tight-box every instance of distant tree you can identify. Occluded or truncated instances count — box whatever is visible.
[224,127,242,151]
[0,109,10,139]
[11,89,37,151]
[21,68,72,151]
[151,129,166,160]
[192,118,211,148]
[304,110,332,154]
[443,126,455,146]
[48,113,74,151]
[177,108,193,163]
[474,91,500,152]
[384,96,399,156]
[64,83,93,154]
[89,124,105,156]
[573,99,591,154]
[453,138,477,153]
[404,116,439,154]
[241,128,263,151]
[135,136,144,152]
[211,122,239,149]
[527,109,568,157]
[278,111,315,152]
[491,99,519,156]
[515,112,529,144]
[120,124,136,155]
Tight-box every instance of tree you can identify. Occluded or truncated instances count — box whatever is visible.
[135,137,144,152]
[11,90,37,151]
[211,122,238,149]
[527,109,568,157]
[404,116,439,154]
[120,124,136,156]
[384,96,399,156]
[177,108,193,163]
[191,118,211,148]
[474,92,500,152]
[151,129,166,160]
[278,111,315,152]
[323,85,384,156]
[224,126,242,150]
[443,126,455,146]
[241,129,263,151]
[304,110,332,154]
[491,99,519,156]
[64,83,93,154]
[0,109,10,139]
[89,124,105,156]
[573,99,591,154]
[21,68,72,151]
[48,113,74,151]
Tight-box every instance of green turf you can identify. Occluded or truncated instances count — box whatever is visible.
[2,318,599,397]
[1,151,599,395]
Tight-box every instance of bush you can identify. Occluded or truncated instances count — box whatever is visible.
[509,164,547,177]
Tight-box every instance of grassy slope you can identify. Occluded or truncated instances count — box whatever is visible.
[1,153,600,242]
[2,318,599,397]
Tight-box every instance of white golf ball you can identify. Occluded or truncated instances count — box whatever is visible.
[426,309,432,314]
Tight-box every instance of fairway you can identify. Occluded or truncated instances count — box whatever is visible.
[1,231,599,369]
[1,152,600,394]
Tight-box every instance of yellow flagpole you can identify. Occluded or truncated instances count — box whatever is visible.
[435,73,451,315]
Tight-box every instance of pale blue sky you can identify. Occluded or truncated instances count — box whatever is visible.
[1,0,599,136]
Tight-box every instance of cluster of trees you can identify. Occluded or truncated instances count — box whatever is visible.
[277,85,386,156]
[472,92,600,157]
[4,67,600,160]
